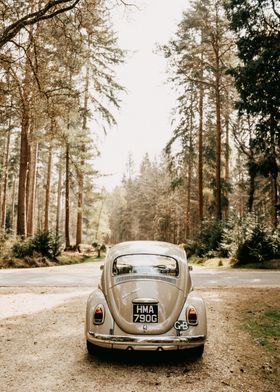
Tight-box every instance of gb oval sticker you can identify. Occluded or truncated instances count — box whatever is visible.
[174,320,189,331]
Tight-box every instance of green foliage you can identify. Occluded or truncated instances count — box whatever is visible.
[186,221,227,257]
[236,227,275,264]
[12,238,33,259]
[226,0,280,179]
[244,308,280,353]
[92,242,106,252]
[92,241,106,258]
[187,214,280,264]
[45,231,63,259]
[221,214,280,264]
[12,231,63,260]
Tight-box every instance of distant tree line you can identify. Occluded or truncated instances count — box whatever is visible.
[107,0,279,253]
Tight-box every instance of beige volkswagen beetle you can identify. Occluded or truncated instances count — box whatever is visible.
[85,240,207,356]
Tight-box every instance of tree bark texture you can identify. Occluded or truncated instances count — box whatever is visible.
[75,65,89,248]
[1,126,11,230]
[214,52,222,221]
[65,143,70,249]
[26,142,38,236]
[271,174,278,228]
[75,172,83,249]
[56,155,63,236]
[10,175,16,233]
[198,73,204,225]
[186,90,194,239]
[44,145,53,232]
[17,109,30,237]
[224,103,230,219]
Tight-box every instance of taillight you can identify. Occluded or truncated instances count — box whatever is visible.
[187,305,198,326]
[93,304,105,324]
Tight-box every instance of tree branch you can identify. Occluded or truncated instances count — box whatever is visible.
[271,0,280,20]
[0,0,81,48]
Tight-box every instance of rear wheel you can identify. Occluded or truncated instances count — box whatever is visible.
[86,340,95,355]
[191,344,204,358]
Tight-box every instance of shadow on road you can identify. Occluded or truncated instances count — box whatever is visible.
[86,347,203,366]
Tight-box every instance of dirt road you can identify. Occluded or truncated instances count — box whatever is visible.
[1,287,279,392]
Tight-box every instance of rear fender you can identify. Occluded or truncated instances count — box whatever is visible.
[176,290,207,337]
[85,289,114,337]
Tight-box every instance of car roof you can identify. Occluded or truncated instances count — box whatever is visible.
[107,240,186,261]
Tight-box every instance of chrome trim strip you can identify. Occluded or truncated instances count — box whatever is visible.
[132,298,159,304]
[115,275,177,285]
[88,332,206,346]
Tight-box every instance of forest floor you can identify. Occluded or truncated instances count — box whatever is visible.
[1,287,279,392]
[2,253,280,270]
[0,251,103,269]
[189,257,280,270]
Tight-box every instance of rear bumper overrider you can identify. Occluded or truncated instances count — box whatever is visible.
[88,331,206,350]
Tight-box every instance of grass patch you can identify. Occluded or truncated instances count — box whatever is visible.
[0,251,104,269]
[235,259,280,269]
[189,256,235,268]
[240,291,280,387]
[56,253,92,265]
[189,256,280,269]
[244,308,280,354]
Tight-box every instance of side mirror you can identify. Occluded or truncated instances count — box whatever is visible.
[188,265,193,271]
[100,265,104,271]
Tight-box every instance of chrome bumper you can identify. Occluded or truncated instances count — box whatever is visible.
[88,331,206,348]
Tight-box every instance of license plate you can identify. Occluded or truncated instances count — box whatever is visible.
[133,304,158,323]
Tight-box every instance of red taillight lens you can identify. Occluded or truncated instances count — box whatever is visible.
[187,306,198,326]
[93,304,105,324]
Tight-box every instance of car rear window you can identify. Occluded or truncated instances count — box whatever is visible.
[112,254,179,277]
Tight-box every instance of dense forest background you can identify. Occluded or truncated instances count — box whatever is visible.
[0,0,279,264]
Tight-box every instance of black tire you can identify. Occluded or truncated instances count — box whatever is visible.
[86,340,95,355]
[191,344,204,358]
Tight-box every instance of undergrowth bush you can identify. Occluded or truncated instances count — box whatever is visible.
[0,234,14,259]
[236,226,275,263]
[12,231,63,260]
[221,214,280,265]
[185,220,226,257]
[186,213,280,265]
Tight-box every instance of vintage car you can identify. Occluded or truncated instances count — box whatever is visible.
[85,240,207,355]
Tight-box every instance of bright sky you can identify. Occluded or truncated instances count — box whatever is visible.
[94,0,189,190]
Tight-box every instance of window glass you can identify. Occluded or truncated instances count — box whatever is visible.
[112,254,179,277]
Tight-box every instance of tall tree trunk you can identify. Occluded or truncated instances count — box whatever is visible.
[26,142,38,236]
[16,26,35,237]
[186,90,194,239]
[214,58,222,221]
[76,65,89,249]
[224,103,230,219]
[198,51,204,225]
[10,175,16,234]
[247,149,256,213]
[44,145,53,232]
[186,161,192,239]
[0,140,7,226]
[247,171,256,212]
[95,198,105,241]
[270,144,278,228]
[76,171,83,249]
[271,173,278,228]
[212,7,223,222]
[36,185,43,232]
[1,125,11,230]
[65,143,70,249]
[56,155,63,236]
[17,107,30,237]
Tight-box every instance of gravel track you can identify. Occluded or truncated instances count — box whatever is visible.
[1,287,279,392]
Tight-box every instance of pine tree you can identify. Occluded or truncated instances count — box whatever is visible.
[226,0,280,227]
